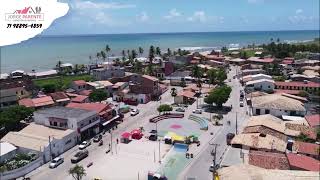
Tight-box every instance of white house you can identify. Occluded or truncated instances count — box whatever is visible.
[251,93,306,117]
[245,79,275,92]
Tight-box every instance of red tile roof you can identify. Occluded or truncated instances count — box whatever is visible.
[294,141,320,156]
[274,89,300,95]
[71,95,88,103]
[249,151,290,170]
[286,153,320,171]
[66,102,110,113]
[178,90,196,98]
[142,75,158,82]
[248,57,274,63]
[305,114,320,127]
[19,96,54,107]
[73,80,87,86]
[282,60,294,64]
[275,81,320,88]
[79,90,92,96]
[49,92,69,101]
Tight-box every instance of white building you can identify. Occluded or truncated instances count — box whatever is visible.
[92,66,125,81]
[33,106,100,141]
[245,79,275,92]
[1,123,77,162]
[242,74,272,83]
[0,142,17,163]
[251,93,306,117]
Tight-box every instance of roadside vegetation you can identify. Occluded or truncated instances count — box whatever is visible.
[89,89,108,102]
[33,74,94,92]
[69,164,86,180]
[0,152,38,172]
[157,104,173,114]
[0,105,34,132]
[204,85,232,108]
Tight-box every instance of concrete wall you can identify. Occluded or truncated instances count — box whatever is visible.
[246,81,274,92]
[252,107,305,117]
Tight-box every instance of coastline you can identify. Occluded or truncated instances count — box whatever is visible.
[1,30,319,74]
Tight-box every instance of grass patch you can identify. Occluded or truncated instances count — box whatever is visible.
[33,74,94,90]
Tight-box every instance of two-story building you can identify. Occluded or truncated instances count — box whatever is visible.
[33,106,100,141]
[92,65,125,81]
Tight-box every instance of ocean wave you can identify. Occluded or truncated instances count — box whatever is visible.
[177,46,216,51]
[283,39,313,44]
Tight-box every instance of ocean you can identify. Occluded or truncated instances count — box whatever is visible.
[1,30,319,73]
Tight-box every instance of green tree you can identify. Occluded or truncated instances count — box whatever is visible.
[216,68,227,85]
[296,133,314,143]
[69,164,86,180]
[167,48,172,56]
[156,47,161,56]
[100,51,106,61]
[56,60,63,73]
[131,49,138,60]
[204,85,232,108]
[73,64,80,75]
[138,47,144,57]
[191,65,203,87]
[133,61,143,73]
[89,89,108,102]
[0,105,35,131]
[170,88,177,98]
[42,83,57,93]
[122,50,126,58]
[207,69,217,87]
[149,46,155,64]
[157,104,173,114]
[105,45,111,61]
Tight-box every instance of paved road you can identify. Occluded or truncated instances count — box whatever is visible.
[25,89,175,180]
[178,65,250,180]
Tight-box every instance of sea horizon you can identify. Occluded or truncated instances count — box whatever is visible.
[1,29,319,73]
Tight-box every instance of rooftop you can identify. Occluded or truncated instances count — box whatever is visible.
[35,106,96,120]
[274,89,300,95]
[252,93,306,112]
[71,95,89,103]
[305,114,320,127]
[293,141,320,156]
[49,92,70,101]
[249,150,289,170]
[19,96,55,108]
[0,142,17,156]
[218,164,319,180]
[177,90,196,98]
[248,57,274,63]
[275,81,320,88]
[66,102,111,114]
[142,75,158,82]
[286,153,320,171]
[72,80,87,86]
[245,79,275,85]
[231,133,287,152]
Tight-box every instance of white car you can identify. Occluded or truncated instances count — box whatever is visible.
[79,141,91,150]
[130,109,139,116]
[240,101,244,107]
[49,157,64,168]
[193,109,202,114]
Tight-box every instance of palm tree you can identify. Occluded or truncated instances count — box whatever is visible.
[131,49,138,60]
[138,47,144,57]
[122,50,126,58]
[100,51,106,61]
[73,64,79,74]
[167,48,172,56]
[276,38,280,43]
[149,45,155,64]
[156,47,161,56]
[96,52,101,64]
[191,65,203,86]
[56,60,63,73]
[69,164,86,180]
[207,69,217,87]
[270,38,274,42]
[133,61,143,73]
[177,48,182,56]
[105,45,111,61]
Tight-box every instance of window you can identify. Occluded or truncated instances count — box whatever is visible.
[53,122,57,126]
[50,121,53,126]
[89,120,91,123]
[256,109,261,115]
[21,90,24,95]
[265,109,270,114]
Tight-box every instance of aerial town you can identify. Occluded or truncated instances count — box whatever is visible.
[1,41,320,180]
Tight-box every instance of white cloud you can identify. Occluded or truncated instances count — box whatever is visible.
[137,12,149,22]
[187,11,207,23]
[164,8,181,19]
[295,9,303,14]
[72,1,136,10]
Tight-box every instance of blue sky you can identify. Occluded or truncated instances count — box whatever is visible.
[44,0,320,35]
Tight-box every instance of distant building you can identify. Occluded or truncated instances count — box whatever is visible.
[241,69,266,76]
[0,76,35,108]
[305,114,320,128]
[71,80,87,92]
[249,151,289,170]
[286,153,320,171]
[293,141,320,160]
[86,80,113,96]
[168,55,192,65]
[155,61,174,78]
[19,96,55,109]
[92,66,125,81]
[49,92,70,106]
[245,79,275,92]
[275,81,320,94]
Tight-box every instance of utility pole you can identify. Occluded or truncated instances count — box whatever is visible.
[158,139,161,163]
[110,131,113,154]
[48,136,53,161]
[209,143,219,179]
[235,112,238,135]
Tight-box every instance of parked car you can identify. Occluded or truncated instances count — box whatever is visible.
[149,130,157,134]
[93,134,102,142]
[209,164,214,172]
[176,107,185,112]
[228,79,231,82]
[192,109,202,114]
[49,157,64,168]
[71,150,88,163]
[79,141,91,150]
[130,109,139,116]
[149,134,157,141]
[240,101,244,107]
